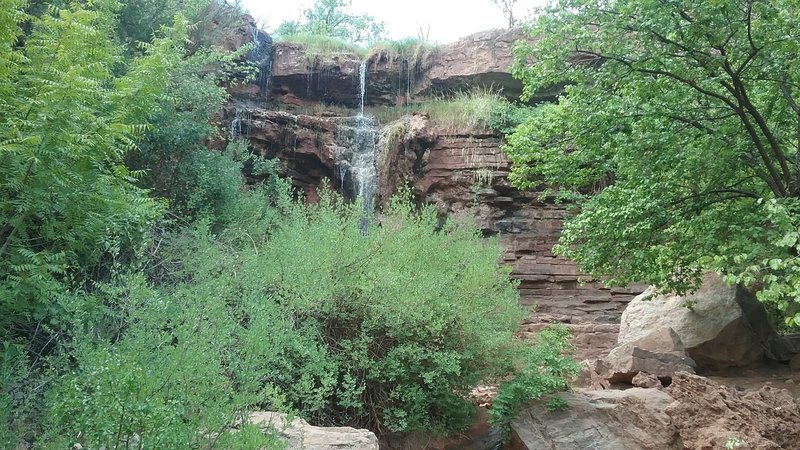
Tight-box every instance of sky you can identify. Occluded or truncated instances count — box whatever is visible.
[241,0,545,44]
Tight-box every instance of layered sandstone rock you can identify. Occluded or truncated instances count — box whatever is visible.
[221,107,338,201]
[412,28,527,100]
[374,117,643,359]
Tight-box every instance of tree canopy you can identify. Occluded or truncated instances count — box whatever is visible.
[504,0,800,325]
[274,0,385,44]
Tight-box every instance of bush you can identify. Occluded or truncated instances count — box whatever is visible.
[38,274,285,450]
[488,100,540,136]
[489,325,580,434]
[151,187,528,434]
[46,185,572,441]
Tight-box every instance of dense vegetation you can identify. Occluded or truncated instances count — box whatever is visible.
[504,0,800,327]
[1,0,576,447]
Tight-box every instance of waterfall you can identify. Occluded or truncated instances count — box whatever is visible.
[335,60,379,229]
[230,109,252,139]
[358,60,367,115]
[249,25,273,97]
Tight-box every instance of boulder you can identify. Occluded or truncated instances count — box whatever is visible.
[602,327,696,385]
[791,353,800,371]
[666,372,800,450]
[631,371,662,388]
[619,273,776,369]
[511,388,682,449]
[766,333,800,362]
[248,412,379,450]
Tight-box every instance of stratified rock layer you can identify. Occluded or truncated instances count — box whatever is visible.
[374,116,644,358]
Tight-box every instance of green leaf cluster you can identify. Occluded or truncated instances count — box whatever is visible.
[504,0,800,324]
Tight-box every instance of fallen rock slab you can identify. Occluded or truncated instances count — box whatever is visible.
[248,412,379,450]
[603,327,696,385]
[512,388,682,450]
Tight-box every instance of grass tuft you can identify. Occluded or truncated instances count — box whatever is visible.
[368,87,505,134]
[277,33,368,62]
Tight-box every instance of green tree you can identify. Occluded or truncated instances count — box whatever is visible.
[491,0,520,28]
[504,0,800,325]
[275,0,385,44]
[0,0,184,345]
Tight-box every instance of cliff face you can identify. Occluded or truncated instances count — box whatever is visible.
[225,27,643,360]
[375,115,643,360]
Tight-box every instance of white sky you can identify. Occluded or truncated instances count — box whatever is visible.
[242,0,545,44]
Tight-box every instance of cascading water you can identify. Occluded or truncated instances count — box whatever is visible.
[230,109,252,138]
[358,60,367,114]
[249,25,273,97]
[335,60,379,229]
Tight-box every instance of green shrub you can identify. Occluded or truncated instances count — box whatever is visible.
[488,100,540,136]
[154,187,527,434]
[489,325,580,434]
[79,185,571,439]
[38,274,285,450]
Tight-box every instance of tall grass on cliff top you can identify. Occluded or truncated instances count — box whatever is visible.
[367,37,436,71]
[277,34,436,70]
[371,88,506,133]
[277,33,368,60]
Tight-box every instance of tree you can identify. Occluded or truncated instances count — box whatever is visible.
[491,0,519,28]
[274,0,385,44]
[504,0,800,325]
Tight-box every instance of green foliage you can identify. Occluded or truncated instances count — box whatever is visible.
[38,273,285,449]
[31,183,569,441]
[119,0,246,54]
[368,37,437,72]
[0,2,269,445]
[275,0,385,45]
[157,186,529,434]
[0,0,173,345]
[545,396,569,412]
[504,0,800,321]
[489,325,579,434]
[124,37,257,228]
[488,100,539,136]
[725,436,745,449]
